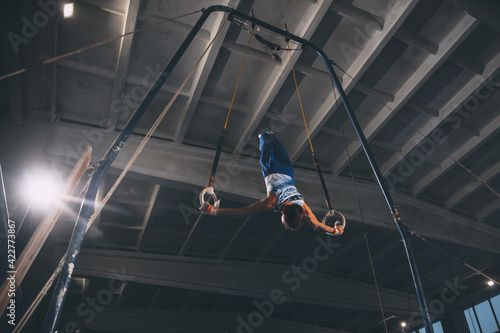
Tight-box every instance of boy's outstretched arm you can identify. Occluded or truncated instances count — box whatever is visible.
[200,192,277,217]
[302,202,343,235]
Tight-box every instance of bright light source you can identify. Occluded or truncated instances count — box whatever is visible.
[487,280,494,286]
[401,322,407,327]
[23,170,62,208]
[63,3,74,18]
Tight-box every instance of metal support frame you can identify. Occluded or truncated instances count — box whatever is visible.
[42,5,434,332]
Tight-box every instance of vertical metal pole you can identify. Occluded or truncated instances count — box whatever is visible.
[320,58,435,332]
[41,8,215,332]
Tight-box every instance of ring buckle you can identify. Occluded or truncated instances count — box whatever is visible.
[322,210,346,236]
[199,187,220,209]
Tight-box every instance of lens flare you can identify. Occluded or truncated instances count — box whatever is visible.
[23,170,62,208]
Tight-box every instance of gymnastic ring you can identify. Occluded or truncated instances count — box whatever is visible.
[199,186,219,209]
[322,210,346,236]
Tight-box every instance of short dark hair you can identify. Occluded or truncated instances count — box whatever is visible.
[283,204,304,230]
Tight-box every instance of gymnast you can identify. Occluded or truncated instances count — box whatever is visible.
[200,132,343,235]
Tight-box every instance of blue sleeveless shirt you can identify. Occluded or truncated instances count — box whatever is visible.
[264,173,304,212]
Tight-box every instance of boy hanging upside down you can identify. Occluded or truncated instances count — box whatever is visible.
[200,132,343,235]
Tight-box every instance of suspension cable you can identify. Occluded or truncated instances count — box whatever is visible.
[199,24,254,209]
[286,42,345,235]
[287,42,314,154]
[408,228,500,286]
[224,28,254,130]
[15,200,33,236]
[365,234,389,333]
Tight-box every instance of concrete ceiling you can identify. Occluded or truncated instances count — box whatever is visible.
[1,0,500,332]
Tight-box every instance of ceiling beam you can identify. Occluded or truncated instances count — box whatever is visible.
[98,223,142,230]
[80,0,127,16]
[136,184,160,251]
[443,0,500,34]
[140,14,212,41]
[221,40,280,65]
[266,61,400,110]
[423,156,442,168]
[108,196,151,207]
[355,84,395,103]
[288,0,420,163]
[294,63,399,105]
[44,121,500,254]
[174,0,241,142]
[411,111,500,196]
[295,63,333,82]
[449,54,485,75]
[1,1,27,125]
[476,198,500,220]
[330,2,385,31]
[49,18,58,123]
[331,13,478,175]
[57,58,116,80]
[125,75,191,97]
[380,51,500,178]
[106,0,140,131]
[199,94,253,114]
[460,122,480,137]
[55,247,420,314]
[233,0,335,155]
[406,102,439,117]
[445,160,500,209]
[61,308,352,333]
[394,30,439,55]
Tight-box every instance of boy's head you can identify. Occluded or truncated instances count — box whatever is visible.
[281,204,304,231]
